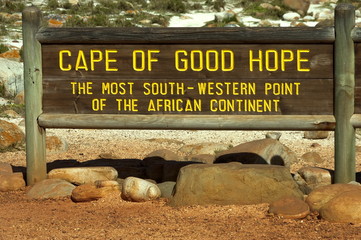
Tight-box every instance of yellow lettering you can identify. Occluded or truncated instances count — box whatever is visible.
[105,50,118,71]
[297,49,310,72]
[175,50,188,71]
[75,50,88,71]
[222,50,234,71]
[249,50,263,72]
[148,50,159,71]
[59,50,71,71]
[90,50,103,71]
[265,50,278,71]
[281,50,294,71]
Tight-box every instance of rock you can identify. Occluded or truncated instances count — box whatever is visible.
[122,177,161,202]
[304,131,329,139]
[157,181,176,199]
[283,0,310,15]
[265,132,282,140]
[188,154,215,164]
[0,49,21,62]
[293,167,332,194]
[169,163,303,207]
[0,172,25,191]
[269,196,310,219]
[0,161,13,173]
[315,9,333,21]
[145,149,181,161]
[179,142,231,156]
[48,167,118,185]
[46,135,68,153]
[26,179,76,199]
[3,110,21,118]
[0,58,23,97]
[283,12,301,21]
[214,139,297,168]
[300,152,324,164]
[71,180,121,202]
[0,120,25,150]
[305,184,361,212]
[320,191,361,223]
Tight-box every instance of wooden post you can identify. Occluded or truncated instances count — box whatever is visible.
[22,7,47,185]
[334,4,356,183]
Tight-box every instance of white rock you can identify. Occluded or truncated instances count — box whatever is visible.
[283,12,301,21]
[315,9,333,21]
[122,177,161,202]
[0,58,23,97]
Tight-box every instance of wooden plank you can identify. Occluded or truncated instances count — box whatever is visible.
[36,27,335,44]
[334,3,356,183]
[38,114,336,131]
[41,44,333,79]
[42,78,333,115]
[22,6,47,185]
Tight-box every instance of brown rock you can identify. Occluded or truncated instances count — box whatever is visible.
[46,135,68,153]
[320,191,361,223]
[145,149,181,161]
[306,184,361,212]
[169,163,303,207]
[0,49,21,61]
[72,180,121,202]
[293,167,332,194]
[304,131,329,139]
[14,91,24,105]
[283,0,310,15]
[0,172,25,191]
[48,167,118,185]
[3,110,21,118]
[0,161,13,173]
[26,179,75,199]
[301,152,324,164]
[269,196,310,219]
[215,139,297,168]
[188,154,215,164]
[179,142,231,156]
[0,120,25,150]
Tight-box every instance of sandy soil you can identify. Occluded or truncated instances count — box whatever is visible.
[1,127,361,239]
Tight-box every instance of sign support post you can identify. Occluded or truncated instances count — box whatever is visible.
[334,3,356,183]
[22,7,47,185]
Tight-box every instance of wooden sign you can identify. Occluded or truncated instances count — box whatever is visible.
[42,44,334,115]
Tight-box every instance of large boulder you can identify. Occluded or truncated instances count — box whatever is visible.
[268,196,310,219]
[319,191,361,223]
[26,179,76,199]
[169,163,303,207]
[0,172,25,192]
[214,139,297,168]
[0,120,25,151]
[48,167,118,185]
[0,58,23,97]
[293,167,332,194]
[306,184,361,212]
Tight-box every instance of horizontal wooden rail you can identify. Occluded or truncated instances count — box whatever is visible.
[38,114,336,131]
[36,27,335,44]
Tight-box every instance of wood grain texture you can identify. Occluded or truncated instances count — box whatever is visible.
[22,6,47,185]
[42,44,333,115]
[36,27,335,44]
[334,3,356,183]
[38,113,336,131]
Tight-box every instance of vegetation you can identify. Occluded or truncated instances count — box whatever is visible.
[0,0,25,13]
[0,43,9,54]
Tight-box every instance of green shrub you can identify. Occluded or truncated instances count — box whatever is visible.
[0,43,9,54]
[47,0,59,10]
[0,0,25,13]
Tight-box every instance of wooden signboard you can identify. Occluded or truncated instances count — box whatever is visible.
[23,4,360,185]
[42,44,334,115]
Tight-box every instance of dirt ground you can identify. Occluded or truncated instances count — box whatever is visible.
[1,129,361,239]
